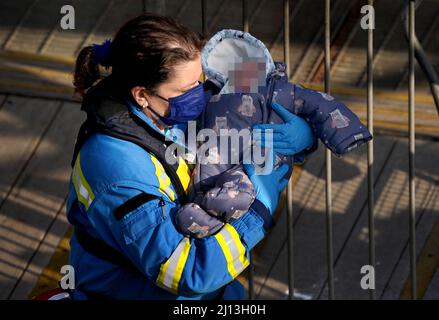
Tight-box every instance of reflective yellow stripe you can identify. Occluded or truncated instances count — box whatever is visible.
[76,154,94,200]
[215,232,238,277]
[150,154,175,201]
[227,223,250,268]
[214,224,250,279]
[156,237,191,294]
[176,156,191,192]
[72,153,95,210]
[172,238,191,290]
[72,170,88,209]
[157,260,172,291]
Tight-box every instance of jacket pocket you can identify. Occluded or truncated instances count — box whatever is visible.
[118,194,166,245]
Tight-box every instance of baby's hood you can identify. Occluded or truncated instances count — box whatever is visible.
[201,29,276,93]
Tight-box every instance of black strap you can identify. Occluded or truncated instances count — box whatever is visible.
[114,193,162,221]
[70,119,92,169]
[75,228,140,274]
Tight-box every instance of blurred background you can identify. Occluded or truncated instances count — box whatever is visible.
[0,0,438,300]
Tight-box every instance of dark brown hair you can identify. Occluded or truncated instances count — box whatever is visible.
[73,13,204,96]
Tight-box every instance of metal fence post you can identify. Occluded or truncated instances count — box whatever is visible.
[201,0,207,38]
[408,0,417,301]
[284,0,295,300]
[143,0,166,14]
[243,0,249,33]
[242,0,255,301]
[324,0,335,300]
[367,0,376,301]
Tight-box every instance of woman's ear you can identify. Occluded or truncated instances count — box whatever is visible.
[131,86,149,108]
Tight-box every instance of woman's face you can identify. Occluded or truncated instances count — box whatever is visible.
[133,54,202,124]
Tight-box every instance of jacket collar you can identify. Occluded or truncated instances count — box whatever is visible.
[126,100,189,149]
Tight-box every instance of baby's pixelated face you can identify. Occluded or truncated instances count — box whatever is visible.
[227,57,266,94]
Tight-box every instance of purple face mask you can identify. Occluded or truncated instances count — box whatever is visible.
[154,82,207,125]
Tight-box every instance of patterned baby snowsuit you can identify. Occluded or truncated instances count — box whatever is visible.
[175,29,372,238]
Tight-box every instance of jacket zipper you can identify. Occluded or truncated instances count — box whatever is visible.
[264,68,282,122]
[159,197,166,219]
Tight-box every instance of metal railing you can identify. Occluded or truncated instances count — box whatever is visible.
[194,0,426,300]
[407,0,417,301]
[403,0,439,115]
[366,0,376,301]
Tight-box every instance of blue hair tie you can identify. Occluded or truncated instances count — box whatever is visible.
[92,39,112,67]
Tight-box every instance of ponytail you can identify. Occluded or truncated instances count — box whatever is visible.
[73,46,101,96]
[73,13,204,97]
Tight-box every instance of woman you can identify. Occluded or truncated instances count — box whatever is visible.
[66,13,315,300]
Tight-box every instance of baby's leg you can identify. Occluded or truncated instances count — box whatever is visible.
[199,165,256,222]
[176,203,224,238]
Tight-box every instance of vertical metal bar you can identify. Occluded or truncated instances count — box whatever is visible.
[367,0,376,301]
[284,0,294,300]
[286,166,295,300]
[324,0,335,300]
[143,0,166,14]
[201,0,207,38]
[240,0,254,300]
[175,0,192,20]
[242,0,254,300]
[205,1,231,36]
[201,0,207,82]
[243,0,249,33]
[284,0,291,78]
[247,253,255,300]
[408,0,417,301]
[268,0,303,52]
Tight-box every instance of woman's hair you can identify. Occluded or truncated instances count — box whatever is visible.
[73,13,204,96]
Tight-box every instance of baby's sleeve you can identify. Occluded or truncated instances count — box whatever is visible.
[176,202,224,238]
[177,165,257,239]
[292,84,372,157]
[197,165,256,222]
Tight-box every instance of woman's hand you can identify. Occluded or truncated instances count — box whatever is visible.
[243,151,290,215]
[253,102,314,156]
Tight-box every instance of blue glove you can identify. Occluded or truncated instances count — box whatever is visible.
[243,151,290,229]
[253,102,315,156]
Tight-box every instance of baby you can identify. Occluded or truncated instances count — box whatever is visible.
[175,29,372,238]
